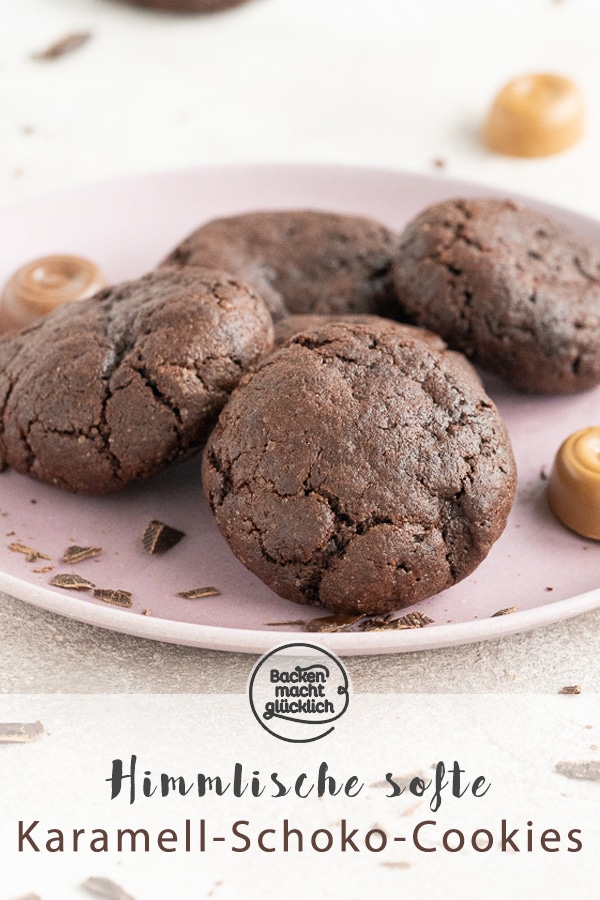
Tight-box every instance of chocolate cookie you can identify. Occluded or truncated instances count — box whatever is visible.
[119,0,254,12]
[0,267,273,494]
[203,320,516,615]
[393,197,600,394]
[273,314,446,350]
[162,210,399,321]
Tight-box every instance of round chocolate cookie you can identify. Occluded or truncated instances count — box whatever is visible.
[0,267,273,494]
[118,0,253,13]
[162,210,399,322]
[203,320,516,615]
[393,197,600,394]
[273,313,447,350]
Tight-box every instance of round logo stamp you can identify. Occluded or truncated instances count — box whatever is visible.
[248,643,351,743]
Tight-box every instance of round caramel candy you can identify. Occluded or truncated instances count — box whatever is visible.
[482,73,585,157]
[547,427,600,539]
[0,255,105,332]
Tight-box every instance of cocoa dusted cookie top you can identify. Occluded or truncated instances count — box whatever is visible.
[203,320,516,616]
[119,0,254,12]
[393,197,600,394]
[0,267,273,494]
[162,210,400,322]
[273,313,446,350]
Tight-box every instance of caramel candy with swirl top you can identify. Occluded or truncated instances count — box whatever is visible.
[483,73,585,158]
[0,254,105,332]
[548,426,600,539]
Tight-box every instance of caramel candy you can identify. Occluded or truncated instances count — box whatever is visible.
[548,427,600,539]
[0,254,105,332]
[483,73,585,158]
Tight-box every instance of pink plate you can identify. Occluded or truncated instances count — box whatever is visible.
[0,163,599,656]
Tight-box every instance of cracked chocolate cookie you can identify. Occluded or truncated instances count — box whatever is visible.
[273,314,447,350]
[203,320,516,615]
[162,210,399,322]
[393,197,600,394]
[0,267,273,494]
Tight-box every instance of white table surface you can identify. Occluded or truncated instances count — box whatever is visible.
[1,0,600,693]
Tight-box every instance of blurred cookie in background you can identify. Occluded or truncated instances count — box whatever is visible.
[117,0,256,12]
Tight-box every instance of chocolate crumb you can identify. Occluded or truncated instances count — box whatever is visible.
[491,606,518,617]
[306,614,362,633]
[0,721,44,743]
[559,685,582,694]
[81,877,135,900]
[32,32,92,61]
[33,565,54,573]
[93,589,133,608]
[62,545,102,564]
[540,466,548,480]
[5,531,15,536]
[545,586,554,592]
[9,542,50,563]
[265,619,307,627]
[142,519,185,554]
[50,573,95,591]
[432,157,446,169]
[555,760,600,782]
[177,586,220,599]
[142,608,152,616]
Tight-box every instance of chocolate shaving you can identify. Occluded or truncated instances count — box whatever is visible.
[360,611,434,631]
[359,612,398,631]
[0,721,44,743]
[32,32,91,61]
[555,760,600,782]
[305,609,435,634]
[265,619,307,627]
[396,611,434,628]
[81,877,135,900]
[9,542,50,563]
[142,519,185,554]
[93,589,133,608]
[177,586,220,599]
[360,619,412,632]
[50,573,95,591]
[62,545,102,564]
[559,685,582,694]
[306,614,362,633]
[491,606,518,617]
